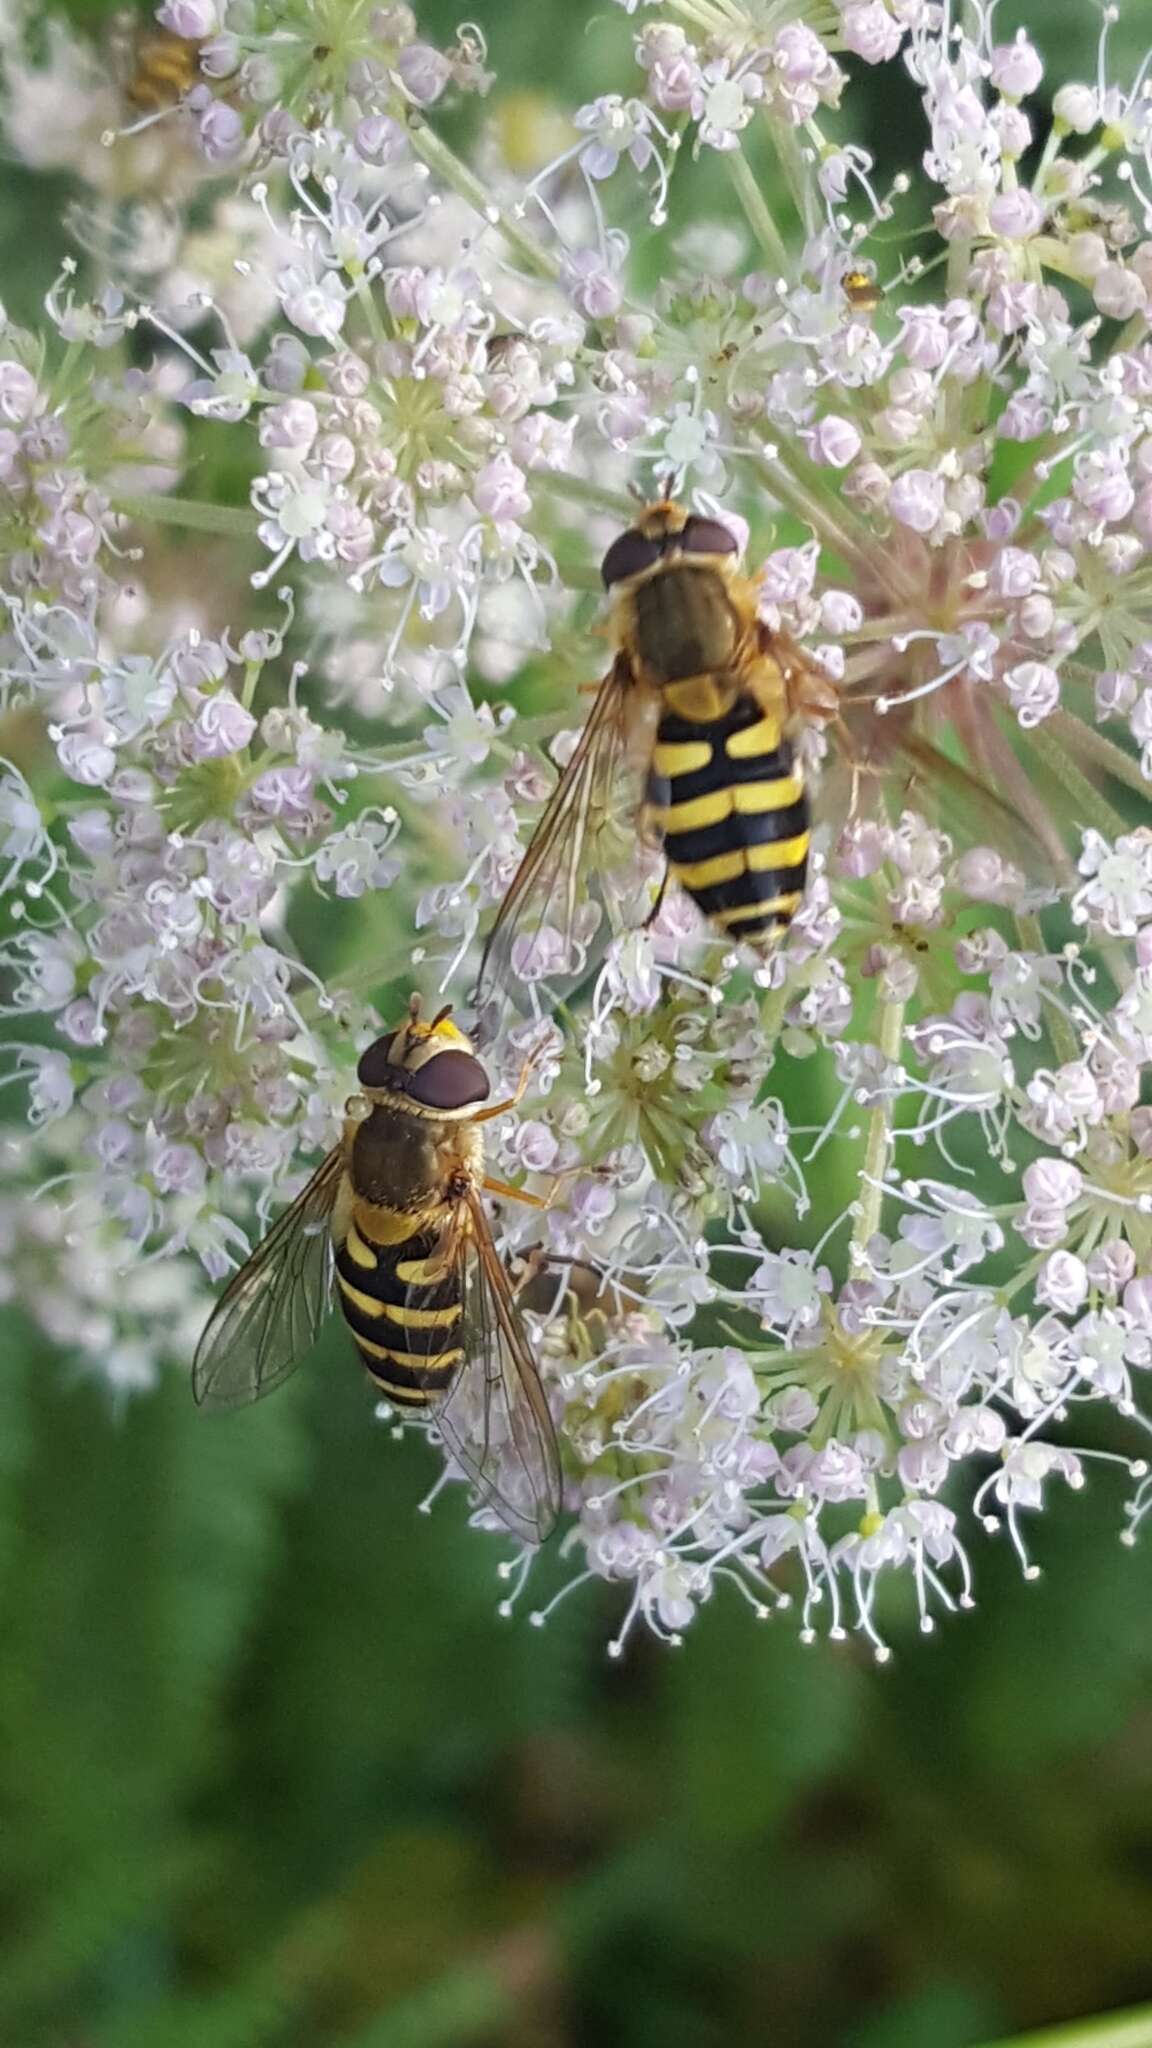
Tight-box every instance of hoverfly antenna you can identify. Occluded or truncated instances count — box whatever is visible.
[430,1002,454,1030]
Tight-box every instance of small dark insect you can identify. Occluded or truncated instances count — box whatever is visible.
[841,267,882,315]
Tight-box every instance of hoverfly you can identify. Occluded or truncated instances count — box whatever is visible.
[193,998,562,1545]
[476,496,837,1007]
[841,266,882,316]
[123,26,203,111]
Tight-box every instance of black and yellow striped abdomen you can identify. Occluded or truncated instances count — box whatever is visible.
[650,695,809,943]
[335,1217,462,1408]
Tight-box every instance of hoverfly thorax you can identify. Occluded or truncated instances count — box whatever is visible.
[604,500,745,691]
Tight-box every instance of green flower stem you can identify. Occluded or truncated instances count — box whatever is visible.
[536,471,636,520]
[725,150,791,272]
[1027,721,1129,842]
[405,119,562,283]
[767,113,819,239]
[1047,709,1152,804]
[112,495,261,539]
[848,997,906,1275]
[975,2007,1152,2048]
[1015,914,1080,1067]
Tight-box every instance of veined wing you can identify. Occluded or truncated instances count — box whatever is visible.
[475,653,659,1014]
[829,704,1071,894]
[192,1146,345,1411]
[431,1188,562,1546]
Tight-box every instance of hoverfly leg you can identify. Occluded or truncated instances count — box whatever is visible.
[481,1174,550,1209]
[642,864,670,929]
[470,1048,540,1123]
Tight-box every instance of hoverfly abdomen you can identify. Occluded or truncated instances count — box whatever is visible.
[651,697,810,945]
[335,1221,464,1407]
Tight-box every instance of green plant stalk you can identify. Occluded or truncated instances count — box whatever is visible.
[112,495,261,538]
[405,119,562,283]
[848,996,906,1271]
[975,2006,1152,2048]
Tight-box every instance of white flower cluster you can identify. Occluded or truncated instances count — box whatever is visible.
[2,0,1152,1653]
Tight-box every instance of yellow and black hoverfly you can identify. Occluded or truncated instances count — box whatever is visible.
[193,997,562,1544]
[476,496,837,1006]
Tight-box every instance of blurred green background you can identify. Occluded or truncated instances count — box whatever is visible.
[5,3,1152,2045]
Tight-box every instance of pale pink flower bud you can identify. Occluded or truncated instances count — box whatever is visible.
[59,998,102,1046]
[0,362,39,424]
[1023,1159,1083,1212]
[1132,485,1152,544]
[987,546,1039,598]
[355,113,406,163]
[1067,232,1108,281]
[158,0,218,34]
[191,692,257,760]
[981,499,1021,541]
[1018,593,1055,639]
[197,100,245,162]
[1003,660,1060,726]
[839,1,903,63]
[988,190,1043,239]
[56,731,116,786]
[1053,82,1098,132]
[888,468,944,534]
[1087,1241,1136,1294]
[806,414,861,467]
[1074,454,1135,523]
[199,33,239,78]
[999,393,1051,440]
[898,306,950,369]
[152,1143,207,1196]
[258,399,319,452]
[314,433,357,483]
[396,43,452,104]
[819,590,863,633]
[1036,1251,1088,1314]
[1093,262,1147,320]
[506,1120,559,1173]
[1097,670,1137,718]
[993,105,1032,158]
[990,34,1043,98]
[473,453,531,522]
[1123,1277,1152,1332]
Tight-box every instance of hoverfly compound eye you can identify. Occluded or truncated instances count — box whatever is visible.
[406,1049,492,1111]
[356,1033,398,1089]
[678,515,740,558]
[601,529,664,588]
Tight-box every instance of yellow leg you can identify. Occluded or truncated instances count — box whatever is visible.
[482,1175,549,1209]
[471,1053,538,1124]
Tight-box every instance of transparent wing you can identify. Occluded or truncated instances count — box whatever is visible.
[192,1147,345,1412]
[431,1190,562,1546]
[829,702,1072,894]
[475,654,659,1014]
